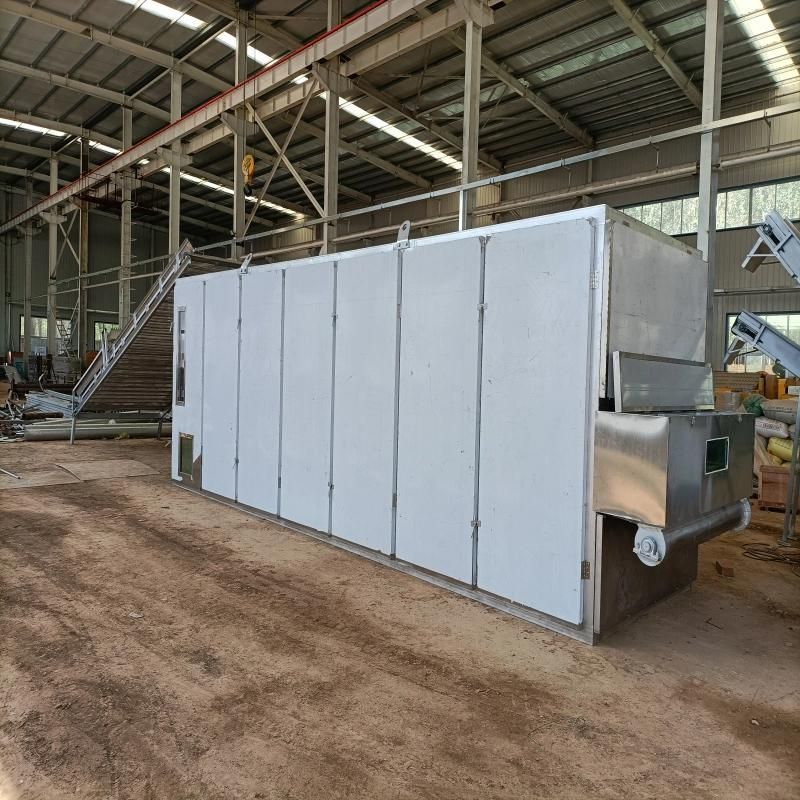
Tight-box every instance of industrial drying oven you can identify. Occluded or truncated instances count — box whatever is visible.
[171,206,754,642]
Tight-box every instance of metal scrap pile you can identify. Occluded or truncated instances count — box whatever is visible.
[0,401,23,442]
[0,390,70,442]
[23,390,73,418]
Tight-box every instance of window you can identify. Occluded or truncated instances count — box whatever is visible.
[94,322,120,350]
[19,316,73,355]
[705,437,729,475]
[621,177,800,236]
[726,311,800,373]
[175,308,186,405]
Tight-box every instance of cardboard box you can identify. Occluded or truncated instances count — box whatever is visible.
[765,374,779,399]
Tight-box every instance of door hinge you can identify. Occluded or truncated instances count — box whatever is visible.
[590,271,600,290]
[392,492,398,509]
[581,560,591,580]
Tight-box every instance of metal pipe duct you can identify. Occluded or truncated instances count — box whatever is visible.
[24,421,171,441]
[633,499,751,567]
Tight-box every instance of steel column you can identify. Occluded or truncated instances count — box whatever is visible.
[459,5,483,230]
[120,106,133,327]
[323,0,342,254]
[233,19,247,256]
[47,158,58,354]
[23,179,32,361]
[169,70,182,255]
[78,138,89,365]
[698,0,723,364]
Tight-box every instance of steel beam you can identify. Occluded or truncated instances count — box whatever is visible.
[0,108,119,151]
[607,0,702,109]
[191,0,303,51]
[47,158,58,354]
[120,106,133,327]
[0,57,170,122]
[698,0,723,364]
[343,3,468,76]
[169,70,183,254]
[0,0,229,93]
[415,5,593,149]
[0,0,428,234]
[288,116,431,189]
[0,139,80,168]
[349,74,500,171]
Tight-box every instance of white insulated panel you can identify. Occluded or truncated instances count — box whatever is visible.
[331,251,397,553]
[280,262,334,532]
[171,279,205,480]
[237,269,283,512]
[201,273,240,500]
[478,220,596,624]
[395,237,482,584]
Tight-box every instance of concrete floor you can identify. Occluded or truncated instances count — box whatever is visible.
[1,438,798,799]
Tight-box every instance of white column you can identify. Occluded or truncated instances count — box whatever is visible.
[120,105,133,326]
[169,70,182,254]
[459,10,482,230]
[47,158,58,354]
[23,179,32,361]
[232,19,247,256]
[697,0,723,364]
[322,0,341,254]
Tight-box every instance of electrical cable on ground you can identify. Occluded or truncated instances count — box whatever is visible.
[740,541,800,577]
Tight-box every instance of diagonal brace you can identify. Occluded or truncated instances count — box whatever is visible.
[247,101,325,217]
[244,80,318,235]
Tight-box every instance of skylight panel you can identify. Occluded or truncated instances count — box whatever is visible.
[730,0,800,86]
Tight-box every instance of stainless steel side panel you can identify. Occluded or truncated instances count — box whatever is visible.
[605,213,706,396]
[593,411,755,529]
[593,412,670,528]
[665,413,754,528]
[613,352,714,413]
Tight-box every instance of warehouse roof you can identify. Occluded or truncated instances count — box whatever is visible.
[0,0,798,237]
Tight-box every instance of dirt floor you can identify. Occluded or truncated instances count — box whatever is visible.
[0,438,798,799]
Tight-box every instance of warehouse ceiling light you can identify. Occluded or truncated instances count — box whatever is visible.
[336,95,462,171]
[0,116,65,137]
[115,0,459,167]
[159,166,303,217]
[729,0,800,85]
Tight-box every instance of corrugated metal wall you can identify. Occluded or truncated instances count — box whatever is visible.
[0,187,171,352]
